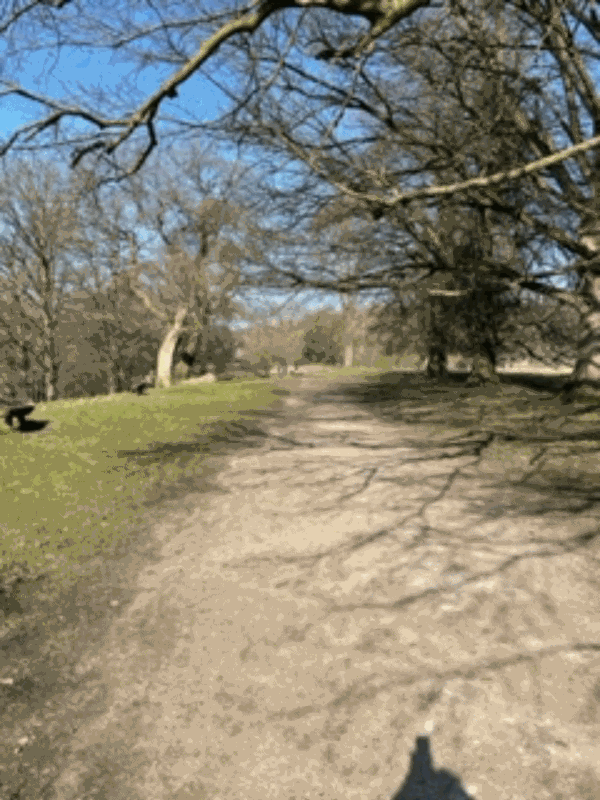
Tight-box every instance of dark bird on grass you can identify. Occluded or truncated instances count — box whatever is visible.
[4,405,50,433]
[4,405,35,428]
[132,382,152,396]
[15,418,50,433]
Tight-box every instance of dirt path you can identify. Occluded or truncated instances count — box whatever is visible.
[39,379,600,799]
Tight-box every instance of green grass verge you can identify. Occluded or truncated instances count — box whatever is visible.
[0,380,283,589]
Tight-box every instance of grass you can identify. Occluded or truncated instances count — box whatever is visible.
[0,379,284,592]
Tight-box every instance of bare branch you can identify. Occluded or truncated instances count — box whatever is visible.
[428,289,470,297]
[272,120,600,214]
[0,82,124,158]
[0,0,59,34]
[100,2,281,159]
[1,0,433,172]
[387,133,600,205]
[127,280,169,322]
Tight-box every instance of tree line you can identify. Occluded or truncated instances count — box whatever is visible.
[0,0,597,395]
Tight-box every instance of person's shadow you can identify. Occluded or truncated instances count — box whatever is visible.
[391,737,475,800]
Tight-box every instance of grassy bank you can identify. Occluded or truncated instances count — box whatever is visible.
[0,380,283,593]
[0,379,286,797]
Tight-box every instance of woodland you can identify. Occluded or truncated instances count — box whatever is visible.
[0,0,597,398]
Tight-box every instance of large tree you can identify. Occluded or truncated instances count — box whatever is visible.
[218,0,595,386]
[70,186,164,394]
[119,161,254,387]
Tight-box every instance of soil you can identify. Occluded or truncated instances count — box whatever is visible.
[2,374,600,800]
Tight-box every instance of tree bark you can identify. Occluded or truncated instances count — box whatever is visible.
[559,272,600,399]
[343,342,354,367]
[565,213,600,399]
[467,348,500,386]
[106,338,127,394]
[43,358,60,401]
[339,294,356,368]
[425,294,448,378]
[156,306,189,388]
[106,363,128,394]
[426,344,448,378]
[42,331,60,401]
[106,370,117,395]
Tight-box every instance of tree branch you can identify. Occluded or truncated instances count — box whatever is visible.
[269,122,600,227]
[101,0,291,160]
[1,0,433,172]
[384,132,600,205]
[0,0,73,34]
[0,83,124,159]
[127,281,169,321]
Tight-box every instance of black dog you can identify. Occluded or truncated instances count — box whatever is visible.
[132,382,152,396]
[4,405,49,433]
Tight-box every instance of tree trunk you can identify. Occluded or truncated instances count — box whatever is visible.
[573,274,600,380]
[18,344,31,390]
[466,341,499,386]
[106,340,126,394]
[106,364,127,394]
[558,272,600,400]
[565,216,600,397]
[156,306,188,389]
[426,344,448,378]
[343,342,354,368]
[43,362,59,400]
[106,370,117,395]
[107,354,125,395]
[425,293,449,379]
[340,294,363,369]
[467,350,500,386]
[42,345,60,400]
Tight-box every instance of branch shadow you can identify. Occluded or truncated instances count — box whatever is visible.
[333,370,600,440]
[114,417,271,464]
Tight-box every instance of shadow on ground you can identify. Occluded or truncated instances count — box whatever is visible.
[314,369,600,519]
[392,737,474,800]
[330,369,600,440]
